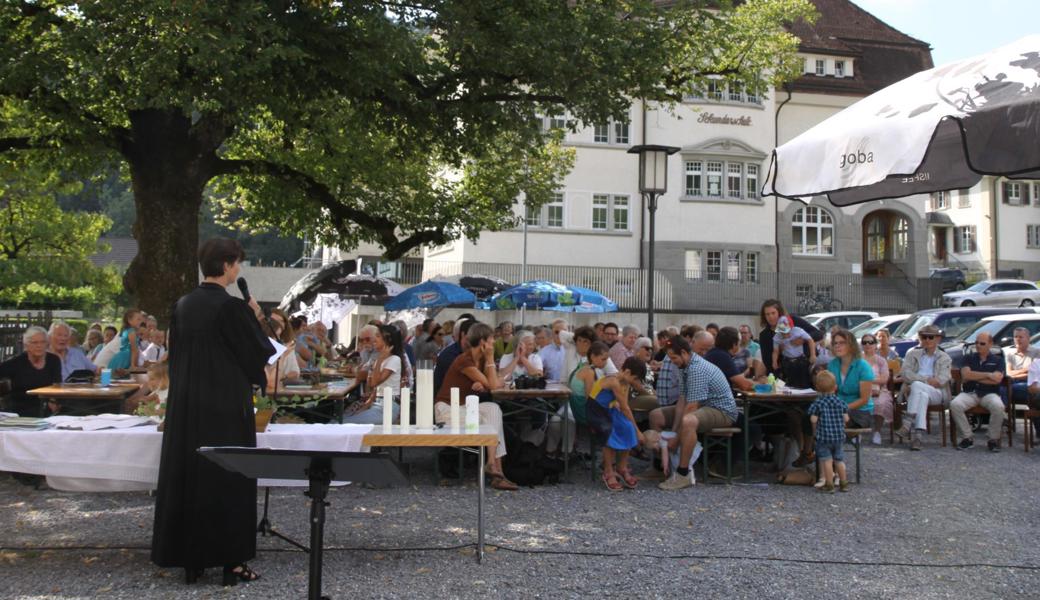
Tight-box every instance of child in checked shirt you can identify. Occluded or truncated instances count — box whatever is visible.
[807,370,849,493]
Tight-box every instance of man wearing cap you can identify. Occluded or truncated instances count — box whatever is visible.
[950,331,1006,452]
[895,324,952,451]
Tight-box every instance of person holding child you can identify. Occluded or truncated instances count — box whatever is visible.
[771,315,816,389]
[807,370,850,493]
[586,352,646,491]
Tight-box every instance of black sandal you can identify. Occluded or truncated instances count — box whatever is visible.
[222,563,260,586]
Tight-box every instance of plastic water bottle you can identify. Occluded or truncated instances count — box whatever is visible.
[767,373,776,391]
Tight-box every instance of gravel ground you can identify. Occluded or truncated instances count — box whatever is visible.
[2,436,1039,599]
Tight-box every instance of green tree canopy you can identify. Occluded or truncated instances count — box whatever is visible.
[0,0,816,321]
[0,156,121,311]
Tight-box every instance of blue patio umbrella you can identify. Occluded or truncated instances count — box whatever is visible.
[476,280,581,311]
[384,280,476,311]
[548,285,618,313]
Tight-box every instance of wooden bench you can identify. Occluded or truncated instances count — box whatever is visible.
[702,427,741,485]
[844,428,872,483]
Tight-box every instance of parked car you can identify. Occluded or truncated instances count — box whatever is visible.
[849,314,911,339]
[941,279,1040,307]
[803,311,880,333]
[940,313,1040,367]
[929,267,966,292]
[888,306,1039,357]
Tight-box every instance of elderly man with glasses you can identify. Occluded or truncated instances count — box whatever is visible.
[950,332,1006,452]
[895,324,952,451]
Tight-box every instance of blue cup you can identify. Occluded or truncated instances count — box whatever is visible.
[100,369,112,386]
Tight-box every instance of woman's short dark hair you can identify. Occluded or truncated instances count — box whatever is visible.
[587,341,610,360]
[466,322,493,348]
[574,326,596,344]
[621,357,647,380]
[198,238,245,278]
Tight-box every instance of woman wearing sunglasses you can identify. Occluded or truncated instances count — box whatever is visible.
[860,334,893,445]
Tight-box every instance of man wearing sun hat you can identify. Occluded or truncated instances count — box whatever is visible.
[895,324,952,451]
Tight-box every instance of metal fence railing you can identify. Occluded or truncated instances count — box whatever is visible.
[420,261,945,316]
[0,312,52,362]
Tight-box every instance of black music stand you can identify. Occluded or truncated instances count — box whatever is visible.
[199,447,406,600]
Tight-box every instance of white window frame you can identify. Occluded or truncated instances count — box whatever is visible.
[545,193,564,228]
[1033,183,1040,207]
[683,157,762,202]
[706,161,723,198]
[834,60,845,78]
[592,118,630,144]
[747,164,759,199]
[892,217,910,261]
[591,193,629,232]
[958,189,972,208]
[593,123,610,143]
[815,59,826,76]
[791,206,835,256]
[726,251,742,281]
[954,225,976,254]
[706,250,722,282]
[727,163,743,199]
[1028,225,1040,249]
[525,192,565,229]
[931,191,950,210]
[746,252,760,283]
[684,160,703,197]
[1004,181,1023,205]
[525,201,541,227]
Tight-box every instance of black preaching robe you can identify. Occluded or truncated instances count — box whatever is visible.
[151,282,274,569]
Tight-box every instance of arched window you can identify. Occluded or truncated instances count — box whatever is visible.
[891,217,910,261]
[792,206,835,256]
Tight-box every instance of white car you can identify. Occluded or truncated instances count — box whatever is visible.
[941,279,1040,308]
[849,314,911,339]
[803,311,880,333]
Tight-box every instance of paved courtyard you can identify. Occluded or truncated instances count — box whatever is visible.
[1,437,1038,599]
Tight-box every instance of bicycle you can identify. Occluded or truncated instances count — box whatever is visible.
[797,292,844,314]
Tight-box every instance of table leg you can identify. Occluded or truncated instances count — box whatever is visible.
[562,403,570,480]
[743,401,751,482]
[477,445,485,563]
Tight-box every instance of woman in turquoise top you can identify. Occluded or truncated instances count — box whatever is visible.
[109,309,145,371]
[826,328,875,429]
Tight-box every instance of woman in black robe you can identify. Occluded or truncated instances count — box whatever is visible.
[151,238,274,586]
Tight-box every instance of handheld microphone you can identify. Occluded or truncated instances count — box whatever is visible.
[237,277,276,338]
[236,277,251,301]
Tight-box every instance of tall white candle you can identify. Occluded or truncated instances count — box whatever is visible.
[450,387,461,431]
[465,394,479,433]
[382,386,393,431]
[417,369,434,429]
[400,387,411,430]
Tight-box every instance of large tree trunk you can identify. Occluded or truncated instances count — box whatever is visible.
[122,109,222,325]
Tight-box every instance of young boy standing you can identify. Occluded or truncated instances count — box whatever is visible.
[807,370,849,493]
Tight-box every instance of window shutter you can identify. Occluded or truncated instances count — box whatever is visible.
[1003,182,1010,204]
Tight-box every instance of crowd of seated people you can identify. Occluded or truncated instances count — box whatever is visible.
[7,293,1039,497]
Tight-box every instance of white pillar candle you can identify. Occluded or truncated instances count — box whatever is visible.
[465,394,479,433]
[417,369,434,429]
[382,386,393,431]
[450,387,461,431]
[400,387,411,430]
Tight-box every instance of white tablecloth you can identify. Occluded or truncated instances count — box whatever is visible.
[0,423,373,491]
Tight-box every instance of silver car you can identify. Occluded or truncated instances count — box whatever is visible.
[941,279,1040,308]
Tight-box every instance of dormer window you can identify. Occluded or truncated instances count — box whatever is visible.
[834,60,845,77]
[815,59,826,76]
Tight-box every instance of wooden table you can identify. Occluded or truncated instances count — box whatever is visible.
[740,390,817,481]
[491,382,574,478]
[275,380,353,423]
[28,383,141,416]
[363,425,498,562]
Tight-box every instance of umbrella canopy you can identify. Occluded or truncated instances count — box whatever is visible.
[432,274,511,300]
[384,280,476,311]
[294,294,357,330]
[279,266,404,312]
[548,285,618,313]
[477,280,581,311]
[764,35,1040,205]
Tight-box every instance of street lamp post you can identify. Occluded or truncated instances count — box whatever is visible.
[628,144,680,337]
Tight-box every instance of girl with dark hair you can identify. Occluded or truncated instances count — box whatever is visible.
[349,324,405,424]
[587,355,646,491]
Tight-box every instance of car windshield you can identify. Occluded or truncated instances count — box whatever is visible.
[965,281,990,293]
[954,320,1006,344]
[892,314,936,338]
[850,318,886,337]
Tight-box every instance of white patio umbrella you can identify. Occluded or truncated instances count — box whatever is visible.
[763,35,1040,205]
